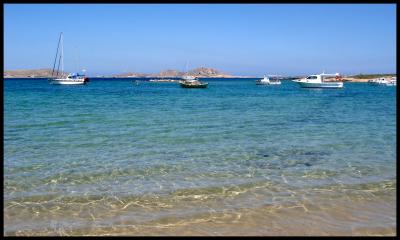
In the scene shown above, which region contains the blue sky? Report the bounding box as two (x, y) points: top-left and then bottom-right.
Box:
(4, 4), (396, 76)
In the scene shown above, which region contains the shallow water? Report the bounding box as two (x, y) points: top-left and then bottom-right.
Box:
(4, 78), (396, 235)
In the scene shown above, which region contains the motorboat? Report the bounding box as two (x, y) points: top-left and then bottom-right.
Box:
(369, 77), (396, 86)
(368, 77), (390, 86)
(293, 73), (343, 88)
(387, 77), (397, 86)
(256, 75), (281, 85)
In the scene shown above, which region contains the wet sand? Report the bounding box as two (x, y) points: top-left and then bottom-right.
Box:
(6, 191), (395, 236)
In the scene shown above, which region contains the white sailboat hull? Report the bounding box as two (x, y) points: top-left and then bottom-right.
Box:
(49, 79), (86, 85)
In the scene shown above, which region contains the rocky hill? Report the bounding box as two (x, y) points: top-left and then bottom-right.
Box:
(148, 69), (184, 78)
(112, 67), (233, 78)
(4, 67), (236, 78)
(4, 69), (66, 78)
(187, 67), (233, 78)
(114, 72), (148, 78)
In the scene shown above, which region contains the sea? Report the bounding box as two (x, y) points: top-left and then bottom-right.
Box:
(4, 78), (397, 236)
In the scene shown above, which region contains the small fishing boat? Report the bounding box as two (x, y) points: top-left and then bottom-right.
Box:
(179, 76), (208, 88)
(293, 73), (343, 88)
(179, 62), (208, 88)
(48, 32), (88, 85)
(256, 75), (281, 85)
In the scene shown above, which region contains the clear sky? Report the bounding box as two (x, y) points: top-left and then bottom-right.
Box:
(4, 4), (396, 76)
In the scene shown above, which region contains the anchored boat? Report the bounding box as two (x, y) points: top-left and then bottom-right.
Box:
(368, 77), (396, 86)
(50, 73), (89, 85)
(179, 62), (208, 88)
(293, 73), (343, 88)
(256, 75), (281, 85)
(179, 76), (208, 88)
(387, 77), (397, 86)
(368, 78), (390, 86)
(48, 32), (88, 85)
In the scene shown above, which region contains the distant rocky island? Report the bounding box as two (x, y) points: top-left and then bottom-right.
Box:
(114, 67), (236, 78)
(4, 67), (241, 78)
(4, 69), (66, 78)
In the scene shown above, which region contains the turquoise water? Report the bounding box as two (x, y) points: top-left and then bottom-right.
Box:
(4, 78), (396, 235)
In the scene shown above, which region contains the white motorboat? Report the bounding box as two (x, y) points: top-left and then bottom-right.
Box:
(387, 77), (397, 86)
(368, 77), (396, 86)
(368, 77), (390, 86)
(293, 73), (343, 88)
(256, 75), (281, 85)
(48, 32), (88, 85)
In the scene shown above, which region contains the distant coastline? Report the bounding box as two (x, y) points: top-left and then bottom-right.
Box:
(342, 74), (397, 82)
(3, 67), (253, 79)
(3, 68), (396, 82)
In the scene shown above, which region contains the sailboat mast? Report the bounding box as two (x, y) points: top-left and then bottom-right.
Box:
(75, 46), (79, 73)
(61, 33), (64, 77)
(51, 33), (62, 77)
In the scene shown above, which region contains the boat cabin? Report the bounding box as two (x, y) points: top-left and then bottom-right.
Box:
(67, 73), (86, 79)
(304, 73), (342, 83)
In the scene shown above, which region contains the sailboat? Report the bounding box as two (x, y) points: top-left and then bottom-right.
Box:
(179, 62), (208, 88)
(48, 32), (88, 85)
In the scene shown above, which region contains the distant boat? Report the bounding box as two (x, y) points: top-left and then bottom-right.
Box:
(368, 77), (389, 85)
(293, 73), (343, 88)
(387, 77), (397, 86)
(368, 77), (396, 86)
(50, 72), (89, 85)
(149, 78), (179, 82)
(48, 32), (88, 85)
(179, 62), (208, 88)
(179, 76), (208, 88)
(256, 75), (281, 85)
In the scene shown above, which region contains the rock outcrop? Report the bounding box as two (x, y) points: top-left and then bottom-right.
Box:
(4, 69), (65, 78)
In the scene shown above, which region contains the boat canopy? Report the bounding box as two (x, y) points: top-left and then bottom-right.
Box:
(68, 72), (85, 77)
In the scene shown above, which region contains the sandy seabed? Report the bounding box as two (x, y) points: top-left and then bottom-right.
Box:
(6, 192), (396, 236)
